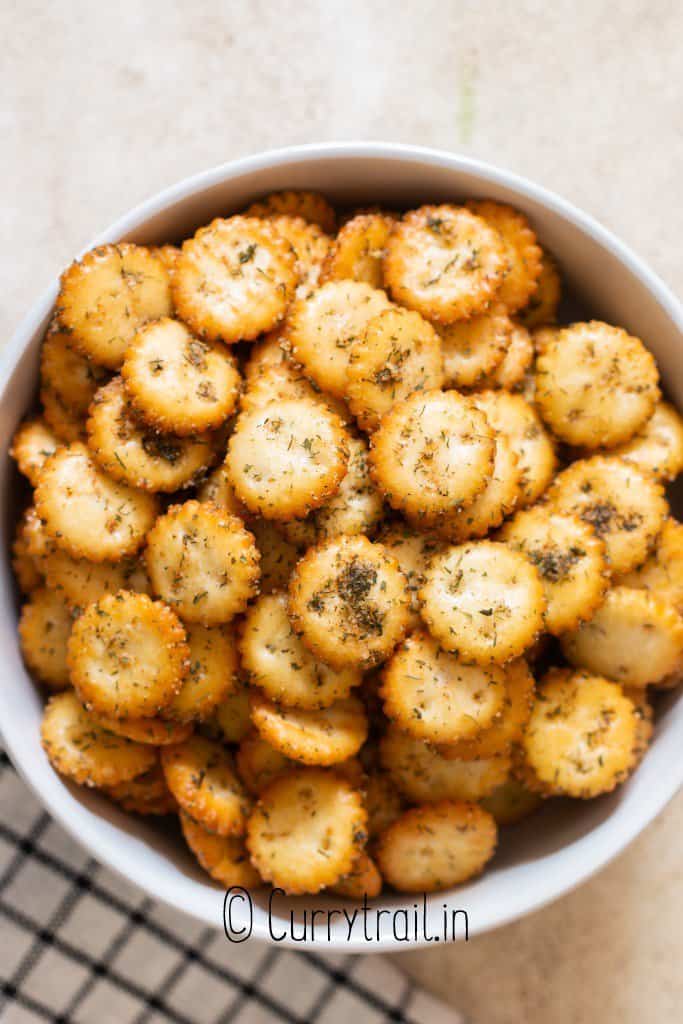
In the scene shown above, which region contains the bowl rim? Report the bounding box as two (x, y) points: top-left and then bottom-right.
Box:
(2, 141), (682, 952)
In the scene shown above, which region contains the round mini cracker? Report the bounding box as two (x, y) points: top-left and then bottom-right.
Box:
(245, 769), (367, 895)
(615, 518), (683, 612)
(105, 758), (177, 816)
(480, 775), (543, 827)
(518, 248), (562, 328)
(383, 204), (506, 323)
(34, 442), (159, 563)
(437, 305), (511, 389)
(329, 851), (383, 900)
(239, 354), (352, 420)
(88, 712), (192, 746)
(313, 434), (385, 542)
(235, 732), (293, 796)
(270, 215), (331, 298)
(288, 534), (411, 670)
(239, 591), (362, 709)
(56, 243), (173, 370)
(121, 318), (240, 435)
(42, 547), (150, 615)
(471, 390), (557, 507)
(239, 360), (351, 424)
(272, 438), (382, 557)
(499, 507), (609, 635)
(321, 212), (394, 288)
(41, 690), (157, 788)
(249, 692), (367, 767)
(362, 771), (404, 840)
(145, 500), (260, 625)
(211, 682), (252, 744)
(40, 387), (87, 444)
(345, 306), (444, 432)
(173, 216), (297, 343)
(546, 455), (667, 575)
(161, 735), (251, 837)
(244, 327), (291, 380)
(561, 586), (683, 687)
(531, 325), (560, 356)
(241, 326), (344, 412)
(40, 325), (110, 411)
(245, 190), (336, 233)
(68, 590), (189, 718)
(439, 657), (535, 760)
(420, 541), (546, 665)
(535, 321), (660, 449)
(624, 686), (655, 766)
(376, 800), (497, 893)
(165, 623), (239, 723)
(273, 515), (318, 550)
(17, 505), (54, 570)
(86, 377), (215, 492)
(465, 200), (543, 314)
(379, 725), (511, 803)
(196, 462), (246, 516)
(380, 630), (506, 744)
(369, 389), (495, 525)
(18, 587), (73, 690)
(521, 668), (638, 798)
(180, 811), (262, 888)
(612, 401), (683, 481)
(435, 432), (521, 542)
(11, 417), (61, 487)
(287, 280), (392, 399)
(12, 510), (45, 594)
(480, 322), (533, 390)
(376, 522), (444, 631)
(247, 518), (300, 594)
(226, 397), (349, 521)
(151, 244), (181, 277)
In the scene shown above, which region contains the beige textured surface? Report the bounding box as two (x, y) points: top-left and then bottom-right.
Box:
(2, 2), (681, 1021)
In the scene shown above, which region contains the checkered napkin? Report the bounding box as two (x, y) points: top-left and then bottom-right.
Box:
(0, 753), (460, 1024)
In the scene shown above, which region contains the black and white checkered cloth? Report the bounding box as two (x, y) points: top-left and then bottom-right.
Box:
(0, 752), (459, 1024)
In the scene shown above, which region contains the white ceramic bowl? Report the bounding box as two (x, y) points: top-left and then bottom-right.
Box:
(1, 143), (682, 952)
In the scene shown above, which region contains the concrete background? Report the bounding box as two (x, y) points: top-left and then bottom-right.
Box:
(2, 2), (681, 1021)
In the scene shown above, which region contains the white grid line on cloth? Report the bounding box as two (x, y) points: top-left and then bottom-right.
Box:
(302, 955), (355, 1023)
(131, 927), (219, 1024)
(0, 896), (198, 1024)
(0, 863), (302, 1024)
(214, 948), (280, 1024)
(297, 953), (418, 1023)
(0, 753), (458, 1024)
(0, 756), (300, 1024)
(62, 894), (158, 1021)
(0, 810), (51, 892)
(2, 851), (99, 1005)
